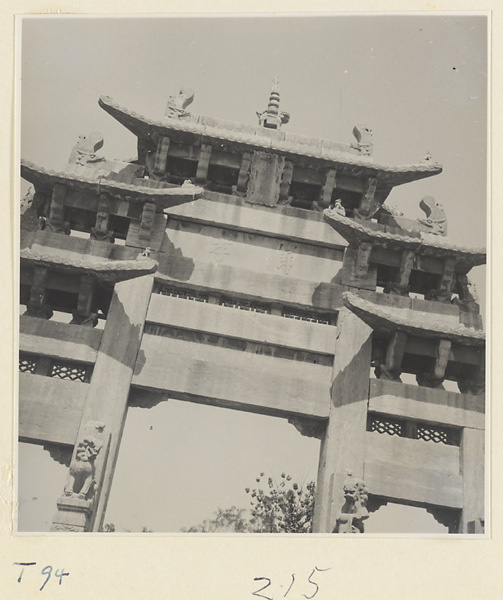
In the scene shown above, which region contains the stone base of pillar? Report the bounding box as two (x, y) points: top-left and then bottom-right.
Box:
(50, 496), (93, 532)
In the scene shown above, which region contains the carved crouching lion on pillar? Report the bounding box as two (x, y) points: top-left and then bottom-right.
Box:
(333, 473), (369, 534)
(64, 423), (105, 500)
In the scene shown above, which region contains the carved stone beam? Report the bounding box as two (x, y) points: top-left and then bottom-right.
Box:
(278, 160), (294, 205)
(194, 143), (212, 185)
(427, 256), (457, 302)
(25, 266), (53, 319)
(71, 274), (98, 327)
(90, 193), (114, 243)
(138, 201), (157, 247)
(355, 242), (373, 278)
(354, 177), (378, 220)
(153, 136), (170, 179)
(317, 168), (337, 210)
(47, 184), (70, 234)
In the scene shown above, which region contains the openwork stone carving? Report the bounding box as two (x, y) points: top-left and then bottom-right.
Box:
(64, 422), (105, 500)
(165, 88), (194, 118)
(418, 195), (447, 235)
(333, 473), (369, 533)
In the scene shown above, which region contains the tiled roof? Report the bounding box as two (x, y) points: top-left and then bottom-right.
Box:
(21, 160), (203, 209)
(98, 96), (443, 185)
(343, 291), (485, 345)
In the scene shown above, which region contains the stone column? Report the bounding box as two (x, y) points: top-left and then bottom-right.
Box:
(313, 309), (372, 532)
(460, 426), (485, 533)
(51, 274), (154, 532)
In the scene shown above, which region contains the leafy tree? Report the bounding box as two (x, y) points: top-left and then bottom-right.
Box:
(182, 473), (316, 533)
(246, 472), (315, 533)
(181, 506), (251, 533)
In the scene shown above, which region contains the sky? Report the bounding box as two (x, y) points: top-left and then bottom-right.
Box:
(17, 14), (487, 534)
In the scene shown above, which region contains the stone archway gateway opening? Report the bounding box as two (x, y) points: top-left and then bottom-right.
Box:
(102, 401), (321, 532)
(19, 81), (485, 534)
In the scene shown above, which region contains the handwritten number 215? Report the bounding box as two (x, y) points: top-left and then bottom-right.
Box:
(252, 567), (330, 600)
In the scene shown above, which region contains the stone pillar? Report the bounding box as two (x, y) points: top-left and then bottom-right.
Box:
(51, 275), (154, 531)
(313, 309), (372, 532)
(460, 426), (485, 533)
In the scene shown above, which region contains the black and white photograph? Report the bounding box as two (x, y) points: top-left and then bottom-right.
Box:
(16, 13), (487, 541)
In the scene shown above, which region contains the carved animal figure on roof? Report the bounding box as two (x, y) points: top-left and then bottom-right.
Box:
(418, 195), (447, 235)
(68, 132), (105, 166)
(64, 429), (104, 500)
(351, 123), (373, 155)
(333, 199), (346, 216)
(333, 473), (369, 533)
(165, 88), (194, 118)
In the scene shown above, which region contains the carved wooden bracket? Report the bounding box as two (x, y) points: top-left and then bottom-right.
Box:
(47, 184), (70, 234)
(25, 266), (53, 319)
(235, 152), (253, 196)
(426, 255), (457, 302)
(354, 177), (378, 220)
(384, 250), (415, 296)
(91, 193), (114, 242)
(195, 143), (212, 185)
(153, 136), (170, 178)
(43, 443), (72, 467)
(288, 416), (325, 439)
(426, 505), (460, 533)
(138, 201), (157, 247)
(278, 160), (294, 205)
(71, 275), (98, 327)
(355, 242), (373, 278)
(318, 169), (337, 209)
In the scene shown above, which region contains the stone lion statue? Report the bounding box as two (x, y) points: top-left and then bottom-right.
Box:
(333, 473), (369, 534)
(64, 436), (103, 500)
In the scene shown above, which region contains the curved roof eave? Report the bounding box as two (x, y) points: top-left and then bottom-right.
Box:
(98, 95), (443, 185)
(21, 160), (204, 209)
(343, 291), (485, 346)
(324, 210), (486, 270)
